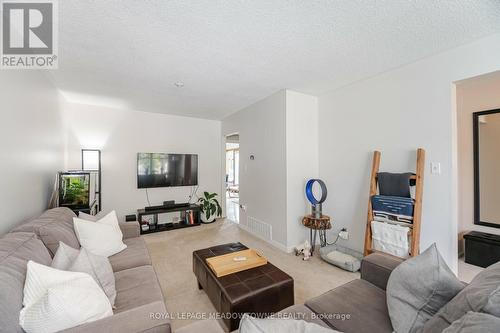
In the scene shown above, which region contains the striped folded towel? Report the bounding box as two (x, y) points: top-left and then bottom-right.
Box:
(371, 195), (414, 223)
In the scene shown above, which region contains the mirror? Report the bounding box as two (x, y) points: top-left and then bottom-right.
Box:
(474, 109), (500, 228)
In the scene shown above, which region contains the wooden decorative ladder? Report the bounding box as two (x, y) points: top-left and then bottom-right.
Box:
(363, 148), (425, 258)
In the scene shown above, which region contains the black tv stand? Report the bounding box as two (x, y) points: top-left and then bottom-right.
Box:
(137, 204), (201, 235)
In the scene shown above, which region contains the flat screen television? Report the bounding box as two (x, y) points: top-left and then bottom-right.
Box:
(137, 153), (198, 188)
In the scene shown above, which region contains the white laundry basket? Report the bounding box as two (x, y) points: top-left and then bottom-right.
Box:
(371, 220), (410, 258)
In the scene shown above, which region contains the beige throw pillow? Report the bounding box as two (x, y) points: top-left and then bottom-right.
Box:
(51, 242), (116, 306)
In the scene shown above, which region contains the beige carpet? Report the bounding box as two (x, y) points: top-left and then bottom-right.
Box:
(143, 219), (359, 332)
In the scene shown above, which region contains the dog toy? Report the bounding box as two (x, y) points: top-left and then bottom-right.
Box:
(295, 240), (312, 261)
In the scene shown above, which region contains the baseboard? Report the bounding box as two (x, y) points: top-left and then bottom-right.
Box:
(237, 223), (292, 253)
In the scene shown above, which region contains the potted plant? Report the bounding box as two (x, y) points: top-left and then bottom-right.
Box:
(198, 191), (222, 223)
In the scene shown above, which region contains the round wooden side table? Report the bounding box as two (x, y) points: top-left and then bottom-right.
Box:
(302, 214), (331, 255)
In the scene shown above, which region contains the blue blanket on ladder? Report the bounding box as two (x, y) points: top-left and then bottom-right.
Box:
(371, 195), (414, 223)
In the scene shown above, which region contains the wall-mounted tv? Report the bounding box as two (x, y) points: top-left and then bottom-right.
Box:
(137, 153), (198, 188)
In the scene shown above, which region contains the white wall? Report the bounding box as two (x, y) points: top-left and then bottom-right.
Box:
(318, 33), (500, 272)
(222, 90), (288, 249)
(286, 91), (319, 249)
(64, 103), (221, 221)
(456, 72), (500, 237)
(0, 71), (65, 235)
(221, 90), (319, 251)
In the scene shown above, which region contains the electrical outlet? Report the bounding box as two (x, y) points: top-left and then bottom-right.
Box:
(339, 228), (349, 240)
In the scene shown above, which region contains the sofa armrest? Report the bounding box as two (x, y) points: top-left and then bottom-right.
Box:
(119, 222), (140, 239)
(60, 301), (170, 333)
(360, 252), (404, 290)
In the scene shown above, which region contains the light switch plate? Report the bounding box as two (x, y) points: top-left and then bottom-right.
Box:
(431, 162), (441, 175)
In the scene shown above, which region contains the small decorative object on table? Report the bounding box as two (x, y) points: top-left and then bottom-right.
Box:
(198, 191), (222, 223)
(302, 214), (331, 255)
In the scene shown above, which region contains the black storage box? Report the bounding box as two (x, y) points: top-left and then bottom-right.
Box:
(464, 231), (500, 268)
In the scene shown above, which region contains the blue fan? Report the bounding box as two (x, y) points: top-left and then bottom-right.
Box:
(305, 179), (327, 218)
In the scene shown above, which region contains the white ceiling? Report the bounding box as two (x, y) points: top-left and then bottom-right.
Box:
(52, 1), (500, 120)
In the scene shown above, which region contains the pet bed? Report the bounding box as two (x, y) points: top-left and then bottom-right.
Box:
(319, 244), (363, 272)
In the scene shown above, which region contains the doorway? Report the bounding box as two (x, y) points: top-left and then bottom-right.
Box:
(225, 134), (239, 223)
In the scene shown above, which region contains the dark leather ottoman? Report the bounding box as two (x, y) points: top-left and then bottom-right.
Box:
(193, 242), (294, 331)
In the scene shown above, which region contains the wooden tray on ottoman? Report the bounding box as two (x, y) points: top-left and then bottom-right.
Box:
(206, 249), (267, 277)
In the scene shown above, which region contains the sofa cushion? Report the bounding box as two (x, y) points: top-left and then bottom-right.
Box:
(0, 232), (52, 333)
(305, 279), (392, 333)
(113, 265), (164, 313)
(59, 301), (170, 333)
(422, 261), (500, 333)
(109, 237), (151, 272)
(442, 311), (500, 333)
(279, 304), (331, 328)
(11, 207), (78, 256)
(175, 319), (225, 333)
(386, 244), (464, 333)
(360, 252), (403, 291)
(483, 285), (500, 317)
(119, 222), (140, 239)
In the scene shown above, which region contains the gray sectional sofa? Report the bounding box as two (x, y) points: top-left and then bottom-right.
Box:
(279, 252), (402, 332)
(281, 252), (500, 333)
(0, 207), (170, 333)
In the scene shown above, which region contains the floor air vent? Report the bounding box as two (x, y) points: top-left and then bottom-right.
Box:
(246, 217), (272, 241)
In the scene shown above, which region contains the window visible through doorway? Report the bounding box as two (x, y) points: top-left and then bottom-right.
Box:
(226, 145), (239, 186)
(225, 137), (239, 223)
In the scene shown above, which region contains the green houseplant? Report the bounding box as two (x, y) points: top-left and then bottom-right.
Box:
(198, 191), (222, 223)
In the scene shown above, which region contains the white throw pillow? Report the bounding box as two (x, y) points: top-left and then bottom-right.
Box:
(78, 211), (107, 222)
(19, 261), (113, 333)
(73, 211), (127, 257)
(82, 210), (123, 236)
(51, 242), (116, 306)
(239, 314), (337, 333)
(78, 211), (99, 222)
